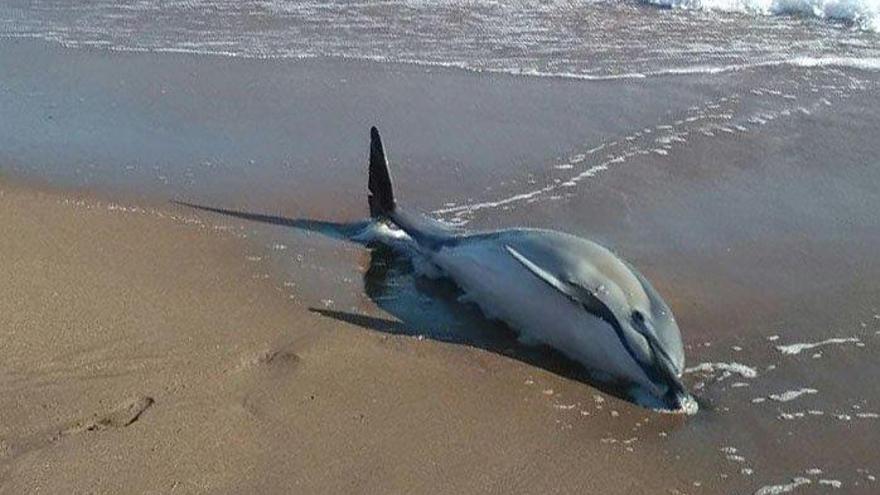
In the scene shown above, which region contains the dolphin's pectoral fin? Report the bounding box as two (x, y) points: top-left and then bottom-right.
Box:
(504, 245), (606, 307)
(504, 245), (578, 301)
(504, 245), (613, 319)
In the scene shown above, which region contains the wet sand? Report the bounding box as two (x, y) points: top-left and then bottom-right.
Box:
(2, 38), (880, 493)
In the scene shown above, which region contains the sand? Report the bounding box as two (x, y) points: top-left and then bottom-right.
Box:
(0, 182), (696, 493)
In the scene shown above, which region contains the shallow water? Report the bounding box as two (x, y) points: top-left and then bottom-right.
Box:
(2, 1), (880, 493)
(2, 0), (879, 76)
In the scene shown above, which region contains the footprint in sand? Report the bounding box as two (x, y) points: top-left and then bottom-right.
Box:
(61, 395), (154, 436)
(236, 347), (301, 421)
(237, 347), (300, 373)
(3, 395), (154, 460)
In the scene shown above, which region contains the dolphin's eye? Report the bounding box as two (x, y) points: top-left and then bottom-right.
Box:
(632, 311), (645, 324)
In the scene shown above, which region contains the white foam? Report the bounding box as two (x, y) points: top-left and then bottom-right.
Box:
(753, 477), (811, 495)
(776, 337), (861, 355)
(678, 394), (700, 415)
(685, 361), (759, 379)
(777, 409), (878, 421)
(818, 479), (843, 488)
(768, 388), (818, 402)
(352, 221), (413, 245)
(432, 184), (555, 217)
(779, 411), (806, 419)
(630, 387), (699, 414)
(788, 55), (880, 71)
(646, 0), (880, 32)
(602, 56), (880, 79)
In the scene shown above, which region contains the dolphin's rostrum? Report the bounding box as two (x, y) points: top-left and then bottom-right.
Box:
(367, 126), (694, 413)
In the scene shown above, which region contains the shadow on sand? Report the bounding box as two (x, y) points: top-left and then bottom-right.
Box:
(174, 200), (639, 402)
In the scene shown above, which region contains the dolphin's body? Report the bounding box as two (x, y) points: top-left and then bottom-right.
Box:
(367, 127), (692, 412)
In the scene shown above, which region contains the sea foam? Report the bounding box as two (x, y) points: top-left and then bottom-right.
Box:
(768, 388), (818, 402)
(685, 361), (759, 379)
(753, 476), (811, 495)
(647, 0), (880, 32)
(775, 337), (861, 355)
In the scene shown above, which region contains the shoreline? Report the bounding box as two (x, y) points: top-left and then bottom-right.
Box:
(11, 32), (880, 82)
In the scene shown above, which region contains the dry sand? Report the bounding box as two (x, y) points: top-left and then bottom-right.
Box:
(0, 182), (694, 494)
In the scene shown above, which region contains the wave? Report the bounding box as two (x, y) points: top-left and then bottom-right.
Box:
(412, 54), (880, 83)
(646, 0), (880, 32)
(6, 30), (879, 84)
(643, 55), (880, 75)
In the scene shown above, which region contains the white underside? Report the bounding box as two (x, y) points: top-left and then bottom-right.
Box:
(431, 238), (652, 389)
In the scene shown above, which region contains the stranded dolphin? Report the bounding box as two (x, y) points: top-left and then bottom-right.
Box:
(367, 126), (694, 412)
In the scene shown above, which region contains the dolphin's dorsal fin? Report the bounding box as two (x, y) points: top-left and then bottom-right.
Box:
(369, 127), (396, 217)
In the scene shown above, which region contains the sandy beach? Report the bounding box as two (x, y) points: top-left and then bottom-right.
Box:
(2, 8), (880, 493)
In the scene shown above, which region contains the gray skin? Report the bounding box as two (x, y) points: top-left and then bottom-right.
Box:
(395, 211), (688, 410)
(369, 127), (689, 411)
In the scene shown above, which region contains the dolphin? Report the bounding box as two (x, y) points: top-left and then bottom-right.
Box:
(366, 127), (694, 412)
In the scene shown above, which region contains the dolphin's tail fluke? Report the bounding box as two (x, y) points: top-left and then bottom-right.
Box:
(368, 126), (396, 218)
